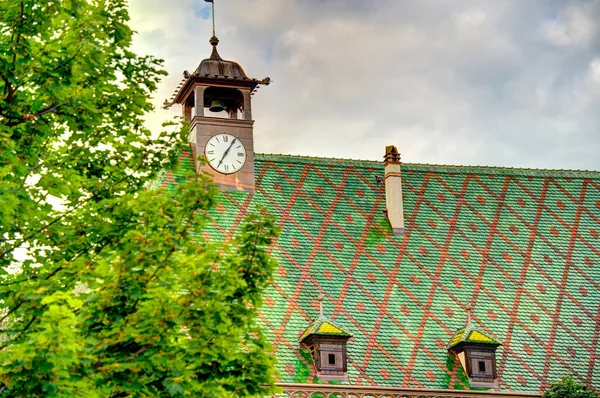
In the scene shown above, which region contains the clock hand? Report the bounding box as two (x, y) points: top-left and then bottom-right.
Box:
(217, 138), (237, 168)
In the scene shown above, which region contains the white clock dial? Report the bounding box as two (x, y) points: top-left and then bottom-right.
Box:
(204, 133), (247, 175)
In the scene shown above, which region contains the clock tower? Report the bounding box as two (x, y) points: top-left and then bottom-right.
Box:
(166, 33), (270, 191)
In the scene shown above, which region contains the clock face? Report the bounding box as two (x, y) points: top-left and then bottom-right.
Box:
(204, 133), (247, 175)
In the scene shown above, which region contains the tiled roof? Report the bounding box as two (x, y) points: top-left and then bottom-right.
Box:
(448, 323), (501, 349)
(157, 151), (600, 393)
(300, 317), (352, 342)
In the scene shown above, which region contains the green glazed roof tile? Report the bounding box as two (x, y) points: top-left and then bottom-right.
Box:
(157, 151), (600, 392)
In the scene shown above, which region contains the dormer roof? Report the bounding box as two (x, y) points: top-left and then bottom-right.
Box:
(299, 317), (352, 343)
(448, 323), (501, 350)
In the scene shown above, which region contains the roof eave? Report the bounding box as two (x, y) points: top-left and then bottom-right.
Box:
(448, 341), (502, 353)
(301, 333), (352, 345)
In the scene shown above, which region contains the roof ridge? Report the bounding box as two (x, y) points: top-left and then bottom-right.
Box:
(255, 153), (600, 177)
(257, 153), (381, 165)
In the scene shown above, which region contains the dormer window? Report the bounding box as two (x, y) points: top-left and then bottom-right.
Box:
(447, 307), (501, 389)
(299, 295), (352, 381)
(478, 360), (486, 373)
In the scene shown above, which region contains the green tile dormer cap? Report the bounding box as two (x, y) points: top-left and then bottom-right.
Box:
(300, 294), (352, 343)
(299, 316), (352, 344)
(448, 322), (501, 349)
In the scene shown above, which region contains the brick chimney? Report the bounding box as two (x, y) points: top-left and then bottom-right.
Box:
(384, 145), (405, 236)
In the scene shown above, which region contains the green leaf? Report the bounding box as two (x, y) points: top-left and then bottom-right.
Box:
(0, 2), (278, 396)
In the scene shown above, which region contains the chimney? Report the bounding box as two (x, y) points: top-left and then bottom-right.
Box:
(384, 145), (405, 236)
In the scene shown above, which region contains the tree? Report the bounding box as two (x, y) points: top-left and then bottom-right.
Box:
(543, 376), (599, 398)
(0, 1), (279, 396)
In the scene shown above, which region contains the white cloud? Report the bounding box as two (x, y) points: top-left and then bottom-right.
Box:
(592, 59), (600, 84)
(540, 3), (597, 47)
(452, 10), (487, 31)
(128, 0), (600, 170)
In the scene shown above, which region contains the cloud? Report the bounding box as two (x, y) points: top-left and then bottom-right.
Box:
(540, 4), (597, 47)
(592, 58), (600, 84)
(128, 0), (600, 170)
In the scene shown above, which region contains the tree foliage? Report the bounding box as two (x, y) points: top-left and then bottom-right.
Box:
(0, 1), (279, 396)
(543, 376), (599, 398)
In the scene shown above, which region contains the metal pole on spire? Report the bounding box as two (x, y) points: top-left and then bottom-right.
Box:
(211, 0), (216, 37)
(203, 0), (216, 37)
(318, 294), (324, 319)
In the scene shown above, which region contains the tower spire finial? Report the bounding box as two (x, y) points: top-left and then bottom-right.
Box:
(206, 1), (222, 61)
(318, 294), (325, 319)
(465, 304), (473, 325)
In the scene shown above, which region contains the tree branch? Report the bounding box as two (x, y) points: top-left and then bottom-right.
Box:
(0, 278), (33, 286)
(12, 2), (24, 69)
(0, 314), (37, 350)
(0, 300), (24, 325)
(126, 344), (151, 361)
(0, 73), (14, 103)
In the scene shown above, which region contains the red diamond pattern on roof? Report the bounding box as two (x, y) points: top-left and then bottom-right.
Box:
(159, 152), (600, 392)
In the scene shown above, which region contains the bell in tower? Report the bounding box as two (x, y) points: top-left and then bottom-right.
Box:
(164, 4), (270, 191)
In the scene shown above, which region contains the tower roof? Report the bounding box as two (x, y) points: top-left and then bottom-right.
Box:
(194, 36), (250, 80)
(165, 36), (270, 107)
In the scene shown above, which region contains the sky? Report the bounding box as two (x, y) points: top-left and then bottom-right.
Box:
(128, 0), (600, 170)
